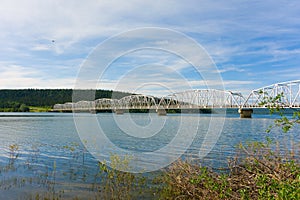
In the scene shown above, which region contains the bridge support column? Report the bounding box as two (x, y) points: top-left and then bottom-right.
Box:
(238, 108), (253, 118)
(114, 109), (124, 115)
(157, 109), (167, 116)
(90, 109), (97, 114)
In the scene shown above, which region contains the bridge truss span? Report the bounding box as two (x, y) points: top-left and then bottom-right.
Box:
(243, 80), (300, 108)
(52, 79), (300, 117)
(117, 95), (159, 110)
(95, 98), (119, 110)
(159, 89), (244, 109)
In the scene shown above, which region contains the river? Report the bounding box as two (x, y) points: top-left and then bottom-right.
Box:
(0, 112), (299, 199)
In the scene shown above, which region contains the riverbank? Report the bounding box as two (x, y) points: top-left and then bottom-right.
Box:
(28, 106), (52, 112)
(0, 106), (51, 112)
(1, 107), (299, 115)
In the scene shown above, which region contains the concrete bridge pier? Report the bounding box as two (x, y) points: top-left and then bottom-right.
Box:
(238, 108), (253, 118)
(157, 109), (167, 116)
(90, 109), (97, 114)
(114, 109), (124, 115)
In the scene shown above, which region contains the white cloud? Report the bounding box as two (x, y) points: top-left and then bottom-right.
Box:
(30, 44), (52, 51)
(0, 0), (299, 94)
(0, 64), (75, 89)
(218, 66), (246, 73)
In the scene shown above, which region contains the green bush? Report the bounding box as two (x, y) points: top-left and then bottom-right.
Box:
(157, 139), (299, 200)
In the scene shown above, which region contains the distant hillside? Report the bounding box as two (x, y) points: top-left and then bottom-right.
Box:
(0, 89), (132, 111)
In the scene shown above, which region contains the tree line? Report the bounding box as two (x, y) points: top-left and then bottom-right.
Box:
(0, 89), (132, 111)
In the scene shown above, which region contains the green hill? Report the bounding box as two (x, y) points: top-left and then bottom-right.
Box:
(0, 89), (131, 112)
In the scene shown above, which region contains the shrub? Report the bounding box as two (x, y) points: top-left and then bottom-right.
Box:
(158, 139), (300, 199)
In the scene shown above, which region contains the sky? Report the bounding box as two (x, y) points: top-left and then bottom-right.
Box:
(0, 0), (300, 97)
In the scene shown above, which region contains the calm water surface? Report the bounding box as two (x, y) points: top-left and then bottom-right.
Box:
(0, 112), (299, 198)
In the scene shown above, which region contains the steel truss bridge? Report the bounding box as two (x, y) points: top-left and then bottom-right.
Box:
(242, 80), (300, 108)
(53, 80), (300, 116)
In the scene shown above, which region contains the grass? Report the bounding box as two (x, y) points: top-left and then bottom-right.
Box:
(28, 106), (52, 112)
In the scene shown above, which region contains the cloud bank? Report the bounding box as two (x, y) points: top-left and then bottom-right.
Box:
(0, 0), (299, 96)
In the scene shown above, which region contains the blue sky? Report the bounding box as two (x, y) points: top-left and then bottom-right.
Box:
(0, 0), (300, 97)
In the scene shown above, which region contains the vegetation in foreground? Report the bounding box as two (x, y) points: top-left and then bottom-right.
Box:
(159, 139), (299, 200)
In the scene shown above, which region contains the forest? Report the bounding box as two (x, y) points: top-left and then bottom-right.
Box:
(0, 89), (132, 112)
